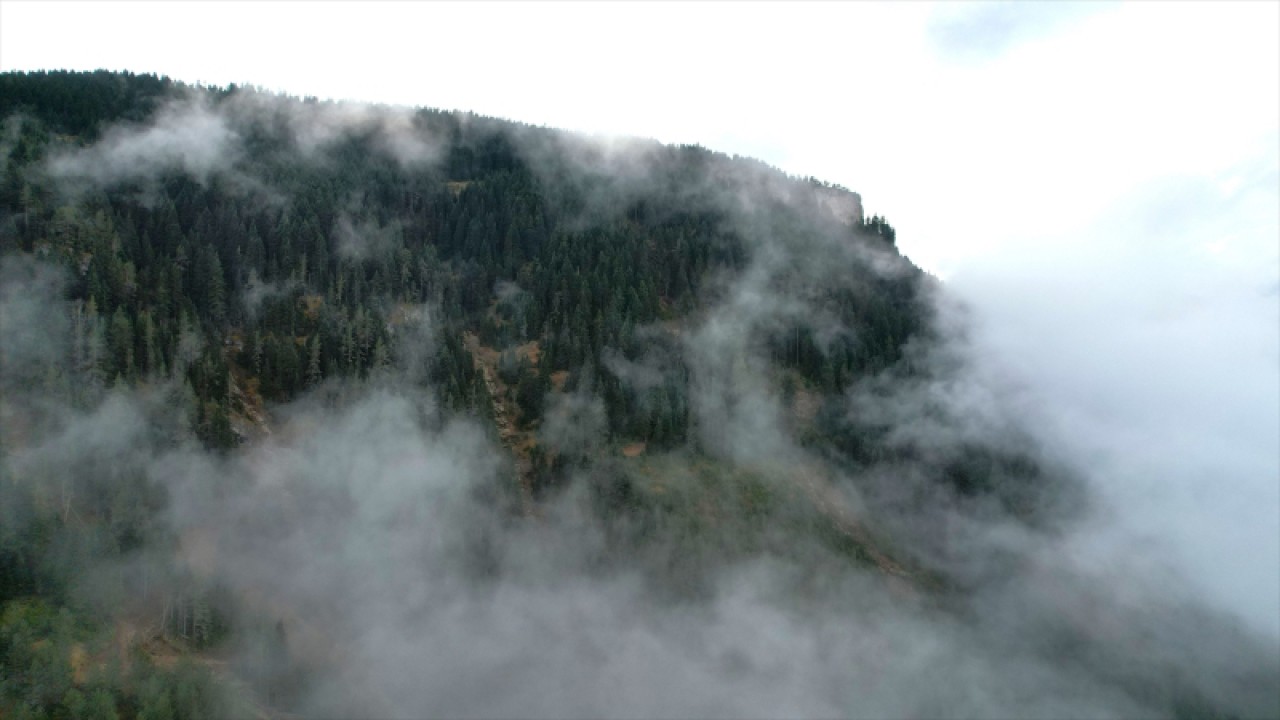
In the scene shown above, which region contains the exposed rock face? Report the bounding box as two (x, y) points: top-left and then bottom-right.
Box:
(816, 185), (863, 225)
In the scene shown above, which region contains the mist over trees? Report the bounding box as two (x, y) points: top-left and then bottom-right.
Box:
(1, 70), (1275, 719)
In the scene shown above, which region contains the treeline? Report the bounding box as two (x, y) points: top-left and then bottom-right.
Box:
(0, 69), (174, 140)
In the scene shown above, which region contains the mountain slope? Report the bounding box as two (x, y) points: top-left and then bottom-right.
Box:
(1, 70), (1274, 719)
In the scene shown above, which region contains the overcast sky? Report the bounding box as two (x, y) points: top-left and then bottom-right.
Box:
(2, 1), (1278, 637)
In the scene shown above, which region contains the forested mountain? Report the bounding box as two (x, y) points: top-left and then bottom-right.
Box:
(1, 70), (1275, 719)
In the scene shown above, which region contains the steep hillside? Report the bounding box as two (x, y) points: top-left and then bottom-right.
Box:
(1, 71), (1274, 719)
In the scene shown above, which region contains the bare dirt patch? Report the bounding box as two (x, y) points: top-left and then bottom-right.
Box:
(550, 370), (570, 392)
(463, 331), (535, 515)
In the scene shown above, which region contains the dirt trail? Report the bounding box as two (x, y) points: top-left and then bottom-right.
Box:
(463, 332), (535, 516)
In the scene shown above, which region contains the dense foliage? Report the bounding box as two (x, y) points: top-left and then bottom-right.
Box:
(0, 70), (925, 450)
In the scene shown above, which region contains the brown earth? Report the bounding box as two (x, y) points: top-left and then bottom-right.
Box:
(463, 331), (536, 516)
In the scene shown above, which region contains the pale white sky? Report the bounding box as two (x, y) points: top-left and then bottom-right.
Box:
(2, 0), (1279, 637)
(2, 1), (1273, 274)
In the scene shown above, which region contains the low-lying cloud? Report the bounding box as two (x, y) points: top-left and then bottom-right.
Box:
(45, 94), (239, 191)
